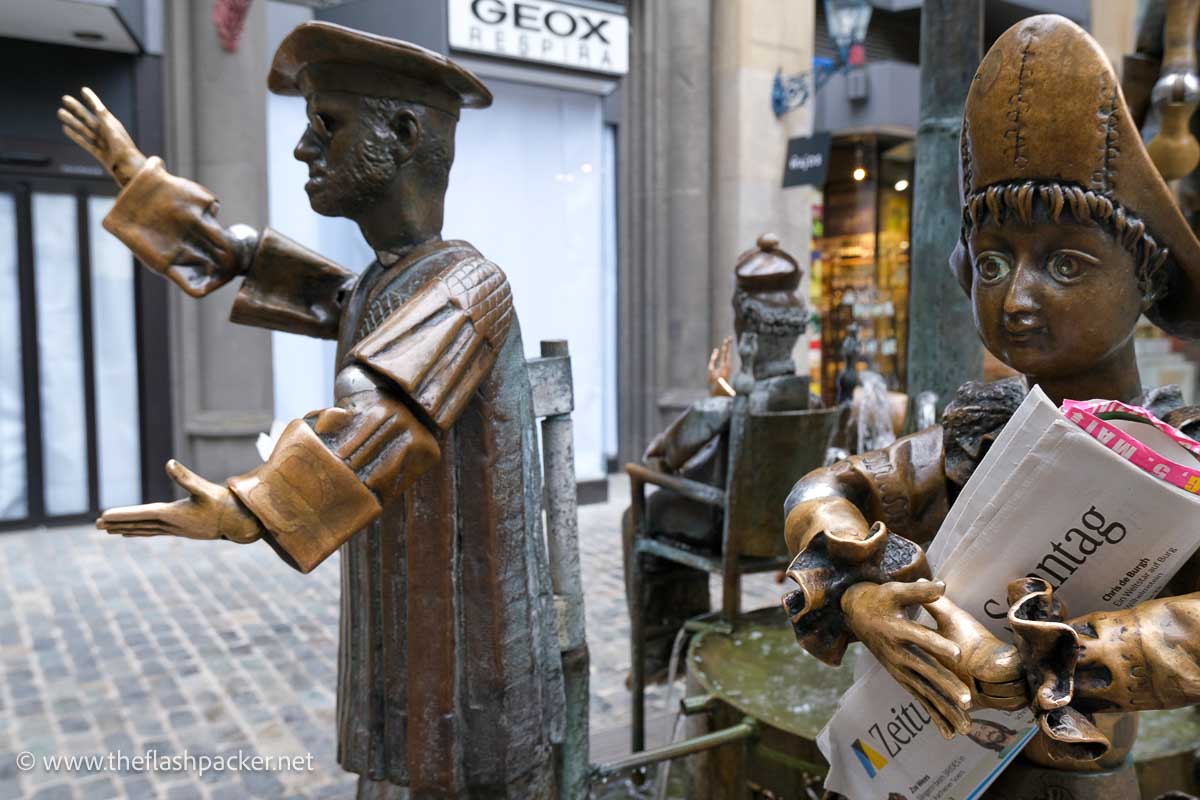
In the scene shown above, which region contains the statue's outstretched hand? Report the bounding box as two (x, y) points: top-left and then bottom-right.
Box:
(707, 335), (734, 396)
(843, 580), (973, 739)
(58, 88), (146, 186)
(924, 595), (1028, 711)
(97, 460), (263, 544)
(59, 87), (241, 298)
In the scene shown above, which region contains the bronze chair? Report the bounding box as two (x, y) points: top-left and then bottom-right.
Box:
(527, 340), (589, 799)
(626, 397), (839, 751)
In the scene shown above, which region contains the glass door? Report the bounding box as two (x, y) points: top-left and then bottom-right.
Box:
(0, 192), (25, 520)
(0, 179), (142, 529)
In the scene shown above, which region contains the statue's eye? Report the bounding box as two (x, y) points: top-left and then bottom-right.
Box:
(1047, 250), (1092, 283)
(312, 112), (337, 138)
(974, 252), (1011, 285)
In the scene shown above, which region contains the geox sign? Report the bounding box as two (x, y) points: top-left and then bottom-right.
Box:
(449, 0), (630, 76)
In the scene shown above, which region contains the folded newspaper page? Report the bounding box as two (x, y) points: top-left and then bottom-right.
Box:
(817, 386), (1200, 800)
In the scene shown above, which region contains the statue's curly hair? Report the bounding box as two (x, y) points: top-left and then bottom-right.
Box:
(951, 180), (1173, 305)
(731, 289), (807, 337)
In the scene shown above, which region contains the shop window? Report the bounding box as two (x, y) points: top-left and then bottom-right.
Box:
(811, 135), (913, 406)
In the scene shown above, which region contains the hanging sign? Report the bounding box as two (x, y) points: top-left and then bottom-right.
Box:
(448, 0), (629, 76)
(782, 133), (832, 188)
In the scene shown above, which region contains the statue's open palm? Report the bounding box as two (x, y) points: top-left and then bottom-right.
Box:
(97, 460), (262, 545)
(57, 87), (146, 186)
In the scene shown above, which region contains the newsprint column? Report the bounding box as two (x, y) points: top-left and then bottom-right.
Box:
(162, 1), (274, 480)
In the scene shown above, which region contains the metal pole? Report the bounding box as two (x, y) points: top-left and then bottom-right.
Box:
(629, 474), (647, 754)
(538, 339), (590, 800)
(905, 0), (985, 405)
(590, 718), (759, 781)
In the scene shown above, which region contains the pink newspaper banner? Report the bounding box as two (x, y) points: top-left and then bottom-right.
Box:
(1061, 398), (1200, 494)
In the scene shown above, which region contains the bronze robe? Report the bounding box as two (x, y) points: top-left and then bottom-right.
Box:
(104, 158), (564, 797)
(227, 234), (565, 798)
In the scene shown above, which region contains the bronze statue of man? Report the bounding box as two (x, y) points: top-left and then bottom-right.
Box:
(622, 233), (816, 679)
(782, 14), (1200, 795)
(59, 22), (563, 800)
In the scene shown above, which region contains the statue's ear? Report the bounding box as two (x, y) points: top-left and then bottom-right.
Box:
(1139, 286), (1156, 314)
(390, 108), (421, 164)
(1138, 259), (1163, 313)
(949, 236), (973, 297)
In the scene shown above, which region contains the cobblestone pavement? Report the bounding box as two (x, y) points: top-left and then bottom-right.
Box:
(0, 477), (783, 799)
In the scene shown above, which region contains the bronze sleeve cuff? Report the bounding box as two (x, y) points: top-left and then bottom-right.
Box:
(1069, 594), (1200, 713)
(102, 156), (217, 275)
(307, 371), (442, 501)
(227, 420), (382, 573)
(229, 228), (354, 340)
(1007, 578), (1111, 764)
(1009, 581), (1200, 766)
(782, 502), (930, 665)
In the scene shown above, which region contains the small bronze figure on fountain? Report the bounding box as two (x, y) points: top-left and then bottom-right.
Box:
(623, 234), (816, 679)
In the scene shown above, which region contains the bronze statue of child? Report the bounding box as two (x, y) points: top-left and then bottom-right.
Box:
(782, 14), (1200, 789)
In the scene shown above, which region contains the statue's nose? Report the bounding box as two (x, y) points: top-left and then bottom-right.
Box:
(1001, 262), (1042, 319)
(294, 126), (321, 163)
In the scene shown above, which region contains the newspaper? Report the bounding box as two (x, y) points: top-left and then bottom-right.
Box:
(818, 386), (1200, 800)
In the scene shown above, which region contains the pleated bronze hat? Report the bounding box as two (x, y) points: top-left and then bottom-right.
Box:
(955, 14), (1200, 338)
(268, 21), (492, 118)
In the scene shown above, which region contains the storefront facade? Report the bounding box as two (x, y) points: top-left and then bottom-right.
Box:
(0, 1), (170, 529)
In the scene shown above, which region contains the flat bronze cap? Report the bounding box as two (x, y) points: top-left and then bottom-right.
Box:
(735, 233), (802, 293)
(960, 14), (1200, 338)
(268, 21), (492, 116)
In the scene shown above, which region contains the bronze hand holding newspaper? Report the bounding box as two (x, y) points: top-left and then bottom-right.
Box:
(840, 579), (973, 738)
(781, 492), (1027, 738)
(840, 580), (1032, 738)
(924, 594), (1028, 712)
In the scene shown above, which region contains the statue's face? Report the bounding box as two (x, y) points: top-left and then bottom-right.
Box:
(968, 219), (1145, 379)
(294, 91), (400, 218)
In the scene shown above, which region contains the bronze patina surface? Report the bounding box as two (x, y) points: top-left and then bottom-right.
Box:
(60, 21), (563, 800)
(781, 13), (1200, 794)
(623, 234), (817, 679)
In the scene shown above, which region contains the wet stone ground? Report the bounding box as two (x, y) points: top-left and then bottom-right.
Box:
(0, 477), (782, 799)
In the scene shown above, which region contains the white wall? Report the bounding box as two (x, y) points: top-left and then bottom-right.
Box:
(445, 78), (612, 480)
